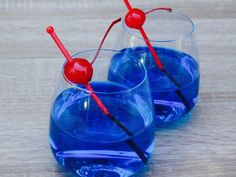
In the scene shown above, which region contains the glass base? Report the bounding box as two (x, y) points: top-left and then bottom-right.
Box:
(52, 149), (144, 177)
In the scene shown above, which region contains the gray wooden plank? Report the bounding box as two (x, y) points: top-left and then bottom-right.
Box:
(1, 51), (236, 96)
(0, 0), (235, 18)
(0, 18), (236, 58)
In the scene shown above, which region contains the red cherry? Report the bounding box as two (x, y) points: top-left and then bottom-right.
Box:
(63, 58), (93, 85)
(125, 8), (146, 29)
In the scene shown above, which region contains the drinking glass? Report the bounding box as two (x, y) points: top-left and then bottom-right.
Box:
(49, 49), (155, 177)
(110, 10), (200, 126)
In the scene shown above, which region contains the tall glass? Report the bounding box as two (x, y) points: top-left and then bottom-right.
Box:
(49, 49), (155, 176)
(110, 10), (200, 126)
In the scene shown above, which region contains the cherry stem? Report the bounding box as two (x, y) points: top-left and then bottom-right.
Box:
(46, 26), (73, 62)
(145, 7), (172, 15)
(124, 0), (133, 11)
(91, 17), (122, 65)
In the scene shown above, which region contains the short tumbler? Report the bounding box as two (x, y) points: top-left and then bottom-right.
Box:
(111, 10), (200, 126)
(49, 49), (155, 177)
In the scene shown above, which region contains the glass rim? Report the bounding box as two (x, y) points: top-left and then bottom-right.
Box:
(62, 49), (148, 95)
(122, 10), (195, 43)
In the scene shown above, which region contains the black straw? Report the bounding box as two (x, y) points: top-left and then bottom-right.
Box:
(161, 68), (191, 112)
(107, 113), (147, 163)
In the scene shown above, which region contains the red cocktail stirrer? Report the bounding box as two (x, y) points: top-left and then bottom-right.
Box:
(123, 0), (190, 111)
(46, 26), (147, 163)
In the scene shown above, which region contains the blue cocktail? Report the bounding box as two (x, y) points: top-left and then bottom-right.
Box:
(111, 9), (200, 126)
(49, 49), (155, 177)
(109, 46), (199, 126)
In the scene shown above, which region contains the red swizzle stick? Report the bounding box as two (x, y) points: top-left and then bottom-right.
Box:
(47, 26), (92, 85)
(123, 0), (190, 111)
(46, 26), (147, 163)
(46, 26), (72, 63)
(124, 0), (163, 69)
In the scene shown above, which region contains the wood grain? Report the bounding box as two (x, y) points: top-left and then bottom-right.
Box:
(0, 0), (236, 177)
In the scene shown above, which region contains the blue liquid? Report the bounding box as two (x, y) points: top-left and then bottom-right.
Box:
(109, 47), (200, 126)
(50, 82), (155, 177)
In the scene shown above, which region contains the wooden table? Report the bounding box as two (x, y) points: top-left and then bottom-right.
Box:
(0, 0), (235, 176)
